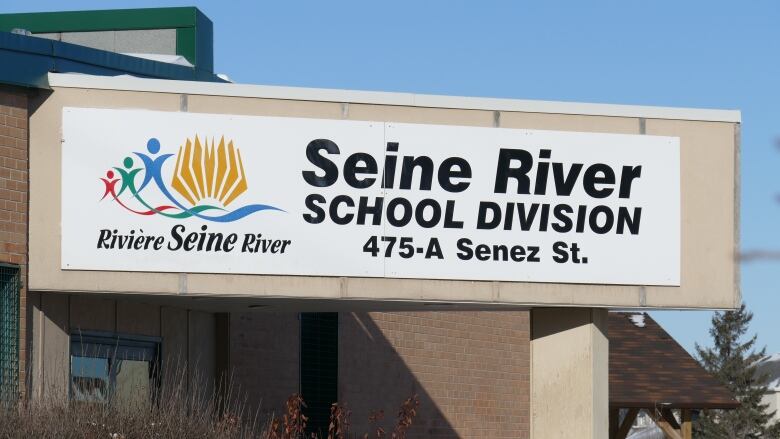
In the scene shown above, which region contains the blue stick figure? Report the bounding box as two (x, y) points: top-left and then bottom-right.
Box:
(134, 138), (174, 193)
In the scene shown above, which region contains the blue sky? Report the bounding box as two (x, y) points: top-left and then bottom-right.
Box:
(6, 1), (779, 355)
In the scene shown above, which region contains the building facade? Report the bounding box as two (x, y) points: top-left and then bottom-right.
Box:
(0, 8), (740, 439)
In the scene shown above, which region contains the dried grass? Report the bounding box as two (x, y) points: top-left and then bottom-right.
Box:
(0, 361), (263, 439)
(0, 361), (420, 439)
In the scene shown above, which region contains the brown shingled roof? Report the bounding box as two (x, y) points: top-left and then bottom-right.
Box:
(609, 312), (739, 409)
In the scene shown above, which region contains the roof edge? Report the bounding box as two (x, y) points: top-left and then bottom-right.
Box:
(47, 73), (741, 123)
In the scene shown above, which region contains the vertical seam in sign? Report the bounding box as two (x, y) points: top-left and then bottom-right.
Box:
(639, 118), (646, 135)
(493, 111), (501, 128)
(179, 94), (188, 112)
(341, 103), (349, 119)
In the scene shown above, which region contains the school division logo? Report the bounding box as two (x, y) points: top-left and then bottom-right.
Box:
(100, 136), (282, 222)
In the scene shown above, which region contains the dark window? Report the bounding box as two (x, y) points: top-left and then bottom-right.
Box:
(70, 332), (160, 406)
(0, 265), (20, 403)
(300, 312), (338, 435)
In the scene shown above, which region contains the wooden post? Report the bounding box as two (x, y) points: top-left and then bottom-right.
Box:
(609, 408), (620, 439)
(681, 409), (692, 439)
(652, 408), (682, 439)
(661, 408), (681, 430)
(615, 408), (639, 439)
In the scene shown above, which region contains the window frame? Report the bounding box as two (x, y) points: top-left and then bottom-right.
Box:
(0, 263), (20, 404)
(69, 330), (162, 404)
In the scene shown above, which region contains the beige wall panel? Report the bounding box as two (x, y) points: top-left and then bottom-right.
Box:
(531, 308), (608, 439)
(348, 104), (494, 126)
(499, 112), (639, 134)
(496, 282), (641, 308)
(161, 306), (188, 364)
(28, 87), (738, 310)
(188, 310), (216, 397)
(40, 293), (69, 401)
(343, 277), (494, 302)
(591, 309), (610, 436)
(187, 95), (343, 119)
(644, 119), (738, 308)
(69, 295), (115, 333)
(116, 300), (160, 336)
(27, 291), (39, 396)
(184, 273), (343, 299)
(161, 306), (189, 386)
(343, 277), (644, 308)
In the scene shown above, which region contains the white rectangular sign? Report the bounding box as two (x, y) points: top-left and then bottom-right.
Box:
(62, 108), (680, 286)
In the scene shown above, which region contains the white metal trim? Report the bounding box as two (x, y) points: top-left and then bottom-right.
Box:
(47, 73), (741, 123)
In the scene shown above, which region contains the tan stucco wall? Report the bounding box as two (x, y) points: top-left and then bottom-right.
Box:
(531, 308), (609, 439)
(27, 86), (739, 309)
(29, 292), (216, 401)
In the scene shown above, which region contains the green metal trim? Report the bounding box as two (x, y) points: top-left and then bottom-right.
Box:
(194, 9), (214, 73)
(0, 7), (213, 72)
(176, 27), (197, 69)
(175, 9), (214, 73)
(0, 7), (197, 33)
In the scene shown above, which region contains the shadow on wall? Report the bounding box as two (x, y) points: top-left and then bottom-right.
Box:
(340, 312), (457, 438)
(341, 311), (531, 439)
(229, 310), (531, 439)
(229, 312), (301, 422)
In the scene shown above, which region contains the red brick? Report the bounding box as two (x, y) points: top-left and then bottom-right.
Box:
(0, 86), (29, 395)
(230, 312), (300, 420)
(10, 117), (27, 130)
(338, 311), (530, 439)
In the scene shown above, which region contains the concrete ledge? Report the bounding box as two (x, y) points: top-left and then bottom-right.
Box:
(47, 72), (741, 123)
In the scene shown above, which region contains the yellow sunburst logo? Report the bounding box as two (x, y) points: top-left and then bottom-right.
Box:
(171, 135), (248, 207)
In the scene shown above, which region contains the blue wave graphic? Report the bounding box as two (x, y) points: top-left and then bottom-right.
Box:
(191, 204), (285, 223)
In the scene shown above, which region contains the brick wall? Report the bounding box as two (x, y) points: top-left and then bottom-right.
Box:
(339, 311), (530, 439)
(229, 310), (531, 437)
(0, 86), (28, 396)
(230, 311), (300, 418)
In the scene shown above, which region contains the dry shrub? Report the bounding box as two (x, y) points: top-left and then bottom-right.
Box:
(391, 395), (419, 439)
(0, 359), (264, 439)
(327, 402), (350, 439)
(364, 410), (386, 439)
(265, 394), (420, 439)
(0, 360), (420, 439)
